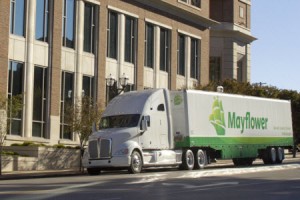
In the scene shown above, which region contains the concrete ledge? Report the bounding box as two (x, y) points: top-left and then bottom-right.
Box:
(2, 146), (80, 172)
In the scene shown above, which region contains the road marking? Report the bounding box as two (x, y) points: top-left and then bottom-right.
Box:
(2, 181), (106, 200)
(162, 182), (239, 189)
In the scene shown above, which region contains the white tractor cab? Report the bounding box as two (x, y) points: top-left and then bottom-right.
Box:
(83, 89), (181, 175)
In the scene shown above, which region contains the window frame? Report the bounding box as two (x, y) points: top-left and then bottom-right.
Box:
(10, 0), (26, 37)
(144, 23), (154, 68)
(35, 0), (50, 42)
(190, 38), (199, 79)
(7, 61), (24, 136)
(160, 28), (171, 72)
(107, 10), (118, 59)
(177, 34), (185, 76)
(60, 71), (74, 140)
(32, 66), (48, 138)
(62, 0), (76, 48)
(84, 3), (97, 53)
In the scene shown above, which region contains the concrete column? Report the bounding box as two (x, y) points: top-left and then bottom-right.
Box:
(24, 0), (36, 138)
(170, 29), (178, 90)
(154, 26), (160, 88)
(136, 18), (145, 91)
(185, 36), (191, 88)
(75, 0), (84, 101)
(118, 14), (125, 87)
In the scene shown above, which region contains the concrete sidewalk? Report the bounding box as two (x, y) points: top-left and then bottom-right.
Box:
(0, 169), (83, 180)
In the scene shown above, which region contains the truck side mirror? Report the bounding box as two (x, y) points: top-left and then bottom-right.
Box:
(140, 115), (150, 133)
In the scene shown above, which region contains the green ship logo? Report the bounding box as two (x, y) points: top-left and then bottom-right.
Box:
(209, 97), (226, 135)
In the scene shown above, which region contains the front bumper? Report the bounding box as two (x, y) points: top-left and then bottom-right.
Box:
(84, 155), (131, 169)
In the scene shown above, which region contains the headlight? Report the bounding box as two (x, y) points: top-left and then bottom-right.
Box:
(114, 148), (129, 156)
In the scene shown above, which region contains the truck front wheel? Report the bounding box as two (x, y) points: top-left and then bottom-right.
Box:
(180, 149), (194, 170)
(128, 150), (142, 174)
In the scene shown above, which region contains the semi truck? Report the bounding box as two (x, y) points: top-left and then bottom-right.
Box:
(83, 89), (293, 175)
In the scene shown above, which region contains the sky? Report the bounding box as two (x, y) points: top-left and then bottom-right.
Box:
(251, 0), (300, 92)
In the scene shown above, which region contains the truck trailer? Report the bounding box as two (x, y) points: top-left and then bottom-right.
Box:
(83, 89), (293, 175)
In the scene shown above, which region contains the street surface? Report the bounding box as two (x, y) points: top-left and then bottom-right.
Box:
(0, 156), (300, 200)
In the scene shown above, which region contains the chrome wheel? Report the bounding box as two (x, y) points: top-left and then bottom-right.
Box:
(194, 149), (206, 169)
(128, 151), (142, 174)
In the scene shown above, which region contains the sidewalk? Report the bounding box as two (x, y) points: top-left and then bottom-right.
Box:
(0, 169), (83, 180)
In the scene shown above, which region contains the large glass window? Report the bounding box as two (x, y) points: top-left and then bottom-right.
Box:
(144, 23), (154, 68)
(180, 0), (201, 8)
(82, 76), (94, 99)
(84, 3), (97, 53)
(8, 61), (24, 136)
(62, 0), (75, 48)
(190, 38), (199, 79)
(10, 0), (26, 36)
(124, 16), (136, 63)
(160, 28), (170, 72)
(209, 57), (221, 82)
(177, 34), (185, 76)
(32, 66), (48, 138)
(36, 0), (50, 42)
(60, 71), (74, 140)
(107, 11), (118, 59)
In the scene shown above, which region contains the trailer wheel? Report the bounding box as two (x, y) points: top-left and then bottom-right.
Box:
(128, 150), (142, 174)
(276, 147), (284, 164)
(194, 149), (206, 169)
(180, 149), (194, 170)
(263, 147), (277, 164)
(87, 168), (101, 175)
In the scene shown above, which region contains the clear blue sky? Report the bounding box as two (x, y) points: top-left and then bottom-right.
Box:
(251, 0), (300, 92)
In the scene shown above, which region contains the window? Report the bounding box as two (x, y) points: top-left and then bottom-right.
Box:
(36, 0), (50, 42)
(209, 57), (221, 82)
(180, 0), (201, 8)
(237, 58), (244, 82)
(32, 66), (48, 138)
(107, 11), (118, 59)
(8, 61), (24, 136)
(239, 6), (244, 18)
(84, 3), (97, 53)
(60, 71), (74, 140)
(190, 38), (199, 79)
(125, 16), (136, 63)
(82, 76), (94, 99)
(10, 0), (26, 36)
(144, 23), (154, 68)
(177, 34), (185, 76)
(160, 28), (170, 72)
(62, 0), (75, 48)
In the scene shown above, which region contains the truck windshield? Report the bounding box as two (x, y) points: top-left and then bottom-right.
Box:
(99, 114), (141, 129)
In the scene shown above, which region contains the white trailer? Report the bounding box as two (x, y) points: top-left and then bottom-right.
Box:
(83, 89), (293, 175)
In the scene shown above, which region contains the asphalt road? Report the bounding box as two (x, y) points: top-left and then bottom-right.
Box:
(1, 157), (300, 200)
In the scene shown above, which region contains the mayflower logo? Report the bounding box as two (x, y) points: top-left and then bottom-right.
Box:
(209, 97), (226, 135)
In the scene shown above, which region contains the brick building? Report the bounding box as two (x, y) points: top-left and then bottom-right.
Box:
(0, 0), (255, 145)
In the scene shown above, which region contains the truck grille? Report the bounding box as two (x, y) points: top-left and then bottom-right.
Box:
(88, 138), (112, 159)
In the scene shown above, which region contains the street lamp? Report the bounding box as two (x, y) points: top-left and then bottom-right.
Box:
(106, 73), (129, 101)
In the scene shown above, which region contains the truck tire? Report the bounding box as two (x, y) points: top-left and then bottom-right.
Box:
(128, 150), (142, 174)
(194, 149), (206, 169)
(87, 168), (101, 175)
(276, 147), (284, 164)
(180, 149), (194, 170)
(263, 147), (277, 164)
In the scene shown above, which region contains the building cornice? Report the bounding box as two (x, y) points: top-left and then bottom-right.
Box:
(210, 22), (257, 43)
(131, 0), (219, 28)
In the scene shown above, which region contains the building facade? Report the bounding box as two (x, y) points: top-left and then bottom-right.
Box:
(0, 0), (254, 145)
(209, 0), (256, 83)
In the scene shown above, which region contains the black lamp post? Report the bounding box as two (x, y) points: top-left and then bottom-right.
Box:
(106, 73), (129, 101)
